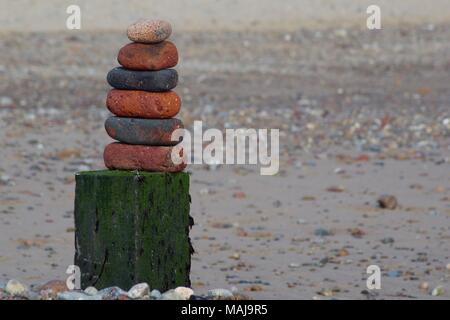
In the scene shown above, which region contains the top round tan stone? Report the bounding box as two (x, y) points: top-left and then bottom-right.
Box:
(127, 19), (172, 43)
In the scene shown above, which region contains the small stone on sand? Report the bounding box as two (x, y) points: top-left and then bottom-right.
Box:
(378, 195), (398, 210)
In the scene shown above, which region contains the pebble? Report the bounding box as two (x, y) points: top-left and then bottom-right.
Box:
(207, 288), (234, 299)
(150, 289), (162, 300)
(380, 237), (395, 244)
(103, 143), (187, 172)
(349, 228), (365, 238)
(174, 286), (194, 300)
(38, 280), (67, 299)
(107, 67), (178, 92)
(431, 286), (445, 296)
(0, 174), (13, 186)
(0, 96), (13, 107)
(387, 270), (402, 278)
(419, 282), (429, 291)
(97, 286), (127, 300)
(127, 283), (150, 299)
(84, 286), (98, 296)
(106, 89), (181, 119)
(189, 295), (208, 300)
(160, 289), (184, 300)
(326, 186), (345, 193)
(378, 195), (398, 210)
(127, 19), (172, 44)
(118, 41), (178, 70)
(314, 228), (332, 237)
(58, 291), (101, 300)
(5, 279), (28, 297)
(105, 117), (184, 146)
(337, 248), (350, 257)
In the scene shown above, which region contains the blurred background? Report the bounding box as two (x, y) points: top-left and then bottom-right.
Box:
(0, 0), (449, 299)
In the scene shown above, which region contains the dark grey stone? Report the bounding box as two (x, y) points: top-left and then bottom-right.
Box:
(107, 67), (178, 91)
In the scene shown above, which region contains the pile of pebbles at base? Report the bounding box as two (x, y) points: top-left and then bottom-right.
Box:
(0, 279), (249, 300)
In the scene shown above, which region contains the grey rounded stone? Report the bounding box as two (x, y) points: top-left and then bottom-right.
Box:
(5, 279), (28, 297)
(84, 286), (98, 296)
(207, 288), (234, 298)
(98, 286), (127, 300)
(160, 289), (184, 300)
(150, 289), (162, 300)
(174, 286), (194, 300)
(107, 67), (178, 92)
(127, 283), (150, 299)
(105, 117), (184, 146)
(57, 291), (101, 300)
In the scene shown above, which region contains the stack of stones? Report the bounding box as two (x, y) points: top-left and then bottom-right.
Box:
(104, 19), (186, 172)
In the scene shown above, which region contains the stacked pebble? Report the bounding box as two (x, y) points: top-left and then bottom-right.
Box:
(104, 19), (186, 172)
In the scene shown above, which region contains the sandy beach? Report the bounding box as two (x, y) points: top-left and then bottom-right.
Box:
(0, 1), (450, 299)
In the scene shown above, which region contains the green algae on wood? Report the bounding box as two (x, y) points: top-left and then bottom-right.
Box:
(74, 170), (192, 291)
